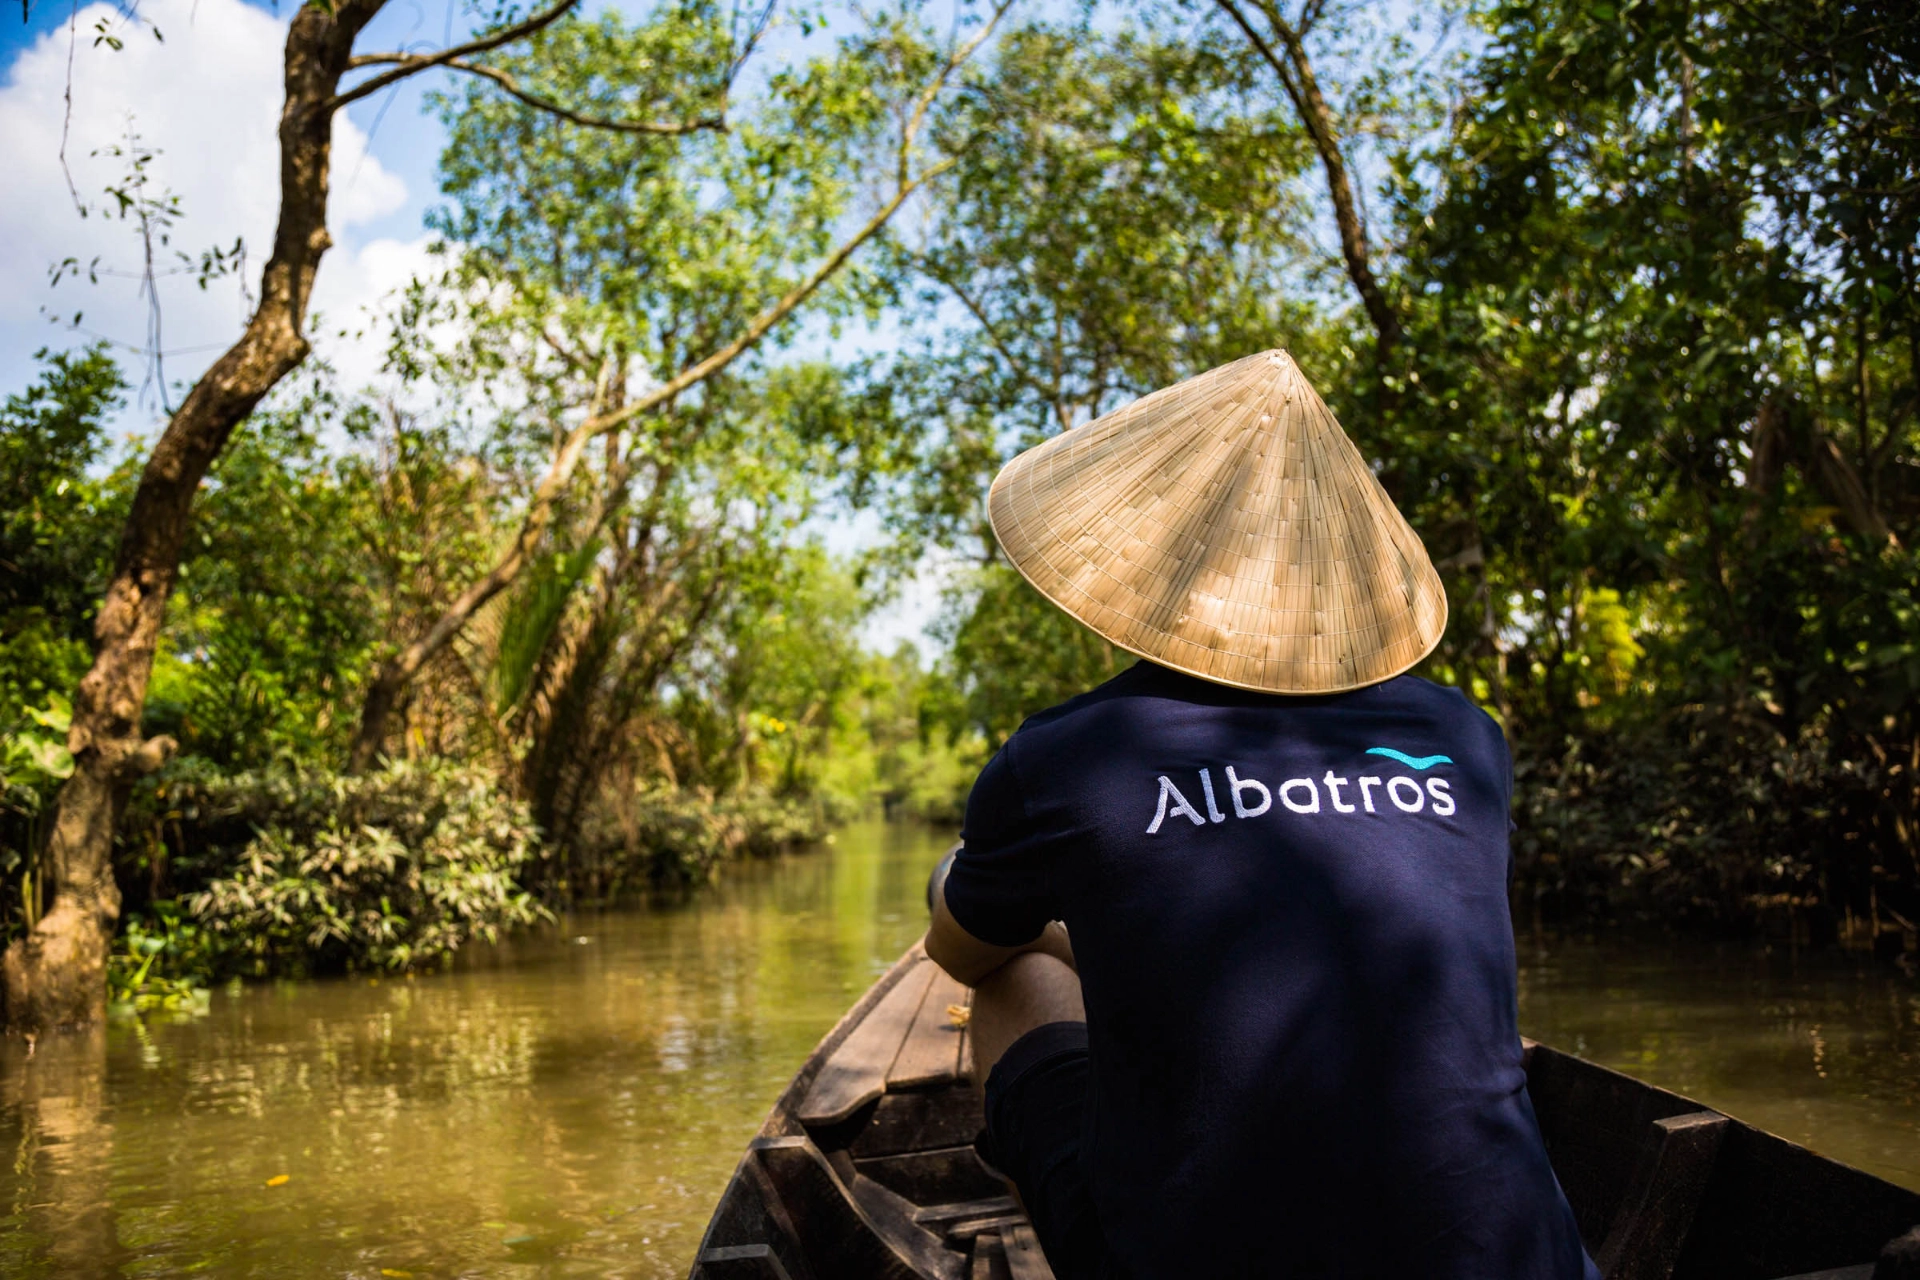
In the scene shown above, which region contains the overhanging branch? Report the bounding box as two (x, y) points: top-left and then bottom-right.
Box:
(331, 0), (581, 110)
(347, 54), (727, 135)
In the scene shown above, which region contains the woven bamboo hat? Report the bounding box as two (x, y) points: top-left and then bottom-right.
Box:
(987, 350), (1446, 694)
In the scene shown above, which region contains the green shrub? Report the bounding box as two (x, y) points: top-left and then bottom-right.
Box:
(1513, 706), (1919, 953)
(173, 759), (548, 976)
(564, 782), (830, 896)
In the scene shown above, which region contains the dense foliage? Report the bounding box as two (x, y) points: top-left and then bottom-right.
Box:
(173, 759), (547, 975)
(1379, 0), (1919, 943)
(905, 0), (1918, 951)
(1, 0), (1914, 994)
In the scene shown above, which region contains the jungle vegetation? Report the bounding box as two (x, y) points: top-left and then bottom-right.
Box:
(1, 0), (1914, 1025)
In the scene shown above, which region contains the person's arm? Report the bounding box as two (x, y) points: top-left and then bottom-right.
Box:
(924, 855), (1074, 987)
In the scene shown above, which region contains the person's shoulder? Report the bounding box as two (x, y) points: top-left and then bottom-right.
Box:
(1000, 659), (1162, 748)
(1374, 675), (1505, 725)
(1379, 675), (1509, 748)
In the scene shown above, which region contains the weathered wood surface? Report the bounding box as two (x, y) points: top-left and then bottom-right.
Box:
(1001, 1224), (1056, 1280)
(797, 960), (937, 1126)
(850, 1088), (986, 1160)
(966, 1231), (1008, 1280)
(889, 969), (970, 1090)
(1595, 1110), (1727, 1280)
(695, 1245), (797, 1280)
(856, 1144), (1008, 1204)
(694, 952), (1920, 1280)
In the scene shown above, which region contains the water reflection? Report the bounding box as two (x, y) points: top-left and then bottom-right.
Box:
(0, 822), (942, 1279)
(1, 1028), (127, 1276)
(0, 823), (1915, 1278)
(1517, 937), (1920, 1188)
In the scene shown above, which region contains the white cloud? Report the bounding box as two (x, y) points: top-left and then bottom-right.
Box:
(0, 0), (414, 425)
(308, 232), (443, 396)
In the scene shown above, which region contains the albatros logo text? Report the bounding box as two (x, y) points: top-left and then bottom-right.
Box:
(1145, 747), (1456, 834)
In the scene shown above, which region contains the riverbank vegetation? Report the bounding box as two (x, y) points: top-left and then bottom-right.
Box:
(2, 0), (1915, 1022)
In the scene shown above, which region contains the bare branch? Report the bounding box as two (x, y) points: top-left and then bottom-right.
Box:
(1215, 0), (1401, 355)
(541, 327), (594, 372)
(347, 53), (726, 134)
(727, 0), (780, 83)
(897, 0), (1012, 187)
(331, 0), (581, 111)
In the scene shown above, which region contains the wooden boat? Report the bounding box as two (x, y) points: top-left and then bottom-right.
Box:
(689, 944), (1920, 1280)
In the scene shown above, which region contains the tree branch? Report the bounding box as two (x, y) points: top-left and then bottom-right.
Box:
(345, 5), (1007, 769)
(1214, 0), (1401, 356)
(936, 269), (1071, 433)
(347, 54), (726, 134)
(331, 0), (581, 110)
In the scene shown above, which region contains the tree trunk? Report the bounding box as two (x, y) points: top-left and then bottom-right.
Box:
(345, 159), (952, 772)
(1214, 0), (1401, 358)
(1808, 428), (1896, 545)
(2, 0), (384, 1032)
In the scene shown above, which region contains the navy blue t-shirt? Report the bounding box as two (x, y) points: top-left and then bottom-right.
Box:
(946, 661), (1598, 1280)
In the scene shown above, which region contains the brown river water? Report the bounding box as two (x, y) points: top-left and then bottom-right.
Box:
(2, 820), (1916, 1278)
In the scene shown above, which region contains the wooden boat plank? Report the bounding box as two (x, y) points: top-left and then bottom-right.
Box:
(940, 1215), (1028, 1248)
(849, 1172), (967, 1280)
(968, 1232), (1010, 1280)
(1674, 1120), (1920, 1280)
(1525, 1042), (1705, 1247)
(692, 1143), (817, 1280)
(695, 946), (1920, 1280)
(1525, 1042), (1920, 1280)
(1594, 1110), (1727, 1280)
(751, 1135), (930, 1280)
(849, 1087), (986, 1160)
(798, 960), (938, 1127)
(764, 947), (932, 1141)
(694, 1245), (797, 1280)
(889, 968), (971, 1090)
(854, 1144), (1008, 1205)
(911, 1197), (1020, 1229)
(1001, 1225), (1057, 1280)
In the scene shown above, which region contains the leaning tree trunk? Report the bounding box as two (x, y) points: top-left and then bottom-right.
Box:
(1213, 0), (1400, 361)
(2, 0), (383, 1031)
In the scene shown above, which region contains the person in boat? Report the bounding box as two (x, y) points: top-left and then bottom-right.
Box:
(922, 351), (1600, 1279)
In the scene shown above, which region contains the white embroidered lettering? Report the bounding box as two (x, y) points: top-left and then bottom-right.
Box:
(1323, 771), (1355, 813)
(1358, 776), (1382, 813)
(1426, 777), (1456, 816)
(1198, 769), (1227, 823)
(1226, 766), (1270, 818)
(1388, 776), (1425, 812)
(1279, 778), (1321, 814)
(1146, 775), (1207, 833)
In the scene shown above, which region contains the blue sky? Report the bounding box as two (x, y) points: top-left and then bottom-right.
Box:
(3, 0), (446, 245)
(1, 0), (454, 410)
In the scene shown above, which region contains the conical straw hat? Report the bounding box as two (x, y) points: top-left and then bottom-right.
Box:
(987, 350), (1446, 695)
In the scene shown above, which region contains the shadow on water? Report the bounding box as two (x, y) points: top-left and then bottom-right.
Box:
(1, 820), (1915, 1277)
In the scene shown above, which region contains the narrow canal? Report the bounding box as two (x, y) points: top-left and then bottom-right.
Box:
(2, 820), (1916, 1278)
